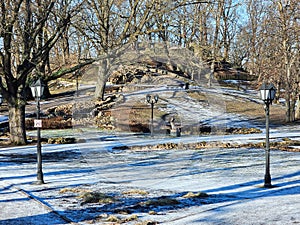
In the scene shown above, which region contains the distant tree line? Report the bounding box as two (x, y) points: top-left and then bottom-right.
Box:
(0, 0), (299, 144)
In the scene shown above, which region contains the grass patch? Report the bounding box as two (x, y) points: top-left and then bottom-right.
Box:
(47, 137), (76, 144)
(26, 116), (72, 130)
(142, 197), (180, 207)
(187, 90), (208, 102)
(226, 99), (285, 124)
(188, 88), (286, 125)
(148, 211), (157, 215)
(136, 221), (159, 225)
(111, 100), (165, 133)
(122, 189), (149, 195)
(106, 215), (119, 222)
(59, 187), (89, 194)
(123, 214), (138, 222)
(79, 191), (115, 204)
(182, 191), (209, 198)
(106, 214), (139, 223)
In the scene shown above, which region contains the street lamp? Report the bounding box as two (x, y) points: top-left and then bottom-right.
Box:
(259, 82), (276, 188)
(30, 78), (45, 184)
(146, 94), (159, 136)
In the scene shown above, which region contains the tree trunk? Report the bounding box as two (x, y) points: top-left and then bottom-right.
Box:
(95, 76), (107, 101)
(285, 93), (296, 122)
(42, 81), (51, 98)
(285, 93), (291, 122)
(208, 61), (214, 87)
(95, 59), (109, 100)
(291, 99), (296, 122)
(8, 103), (27, 145)
(295, 99), (300, 120)
(208, 0), (223, 87)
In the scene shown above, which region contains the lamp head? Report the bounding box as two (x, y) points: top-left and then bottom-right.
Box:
(30, 78), (45, 98)
(260, 82), (276, 105)
(154, 94), (159, 103)
(146, 94), (159, 103)
(146, 94), (151, 103)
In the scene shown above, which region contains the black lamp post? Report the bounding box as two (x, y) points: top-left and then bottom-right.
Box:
(30, 79), (45, 184)
(146, 94), (159, 136)
(0, 94), (2, 106)
(259, 82), (276, 188)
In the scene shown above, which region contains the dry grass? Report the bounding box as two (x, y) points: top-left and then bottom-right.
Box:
(122, 189), (149, 196)
(187, 89), (286, 125)
(111, 100), (165, 133)
(110, 89), (277, 135)
(226, 99), (286, 125)
(79, 191), (115, 204)
(135, 221), (159, 225)
(48, 79), (77, 95)
(187, 90), (207, 102)
(26, 116), (72, 130)
(182, 191), (209, 198)
(59, 187), (90, 194)
(105, 214), (139, 223)
(142, 197), (180, 207)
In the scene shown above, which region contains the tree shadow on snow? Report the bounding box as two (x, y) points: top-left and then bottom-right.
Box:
(39, 170), (299, 224)
(0, 213), (69, 225)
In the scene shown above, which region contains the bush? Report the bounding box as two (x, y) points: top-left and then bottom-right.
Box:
(26, 116), (72, 130)
(47, 137), (76, 144)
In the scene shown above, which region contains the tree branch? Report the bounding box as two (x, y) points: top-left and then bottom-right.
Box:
(45, 59), (95, 82)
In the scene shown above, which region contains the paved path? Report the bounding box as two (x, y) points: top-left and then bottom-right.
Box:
(0, 184), (69, 225)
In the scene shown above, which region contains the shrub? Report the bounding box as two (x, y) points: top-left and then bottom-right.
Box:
(47, 137), (76, 144)
(26, 116), (72, 130)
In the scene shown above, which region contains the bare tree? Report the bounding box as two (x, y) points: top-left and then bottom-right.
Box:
(244, 0), (267, 77)
(77, 0), (172, 100)
(187, 3), (213, 62)
(275, 0), (300, 121)
(207, 0), (224, 86)
(256, 0), (299, 122)
(219, 0), (239, 62)
(0, 0), (82, 144)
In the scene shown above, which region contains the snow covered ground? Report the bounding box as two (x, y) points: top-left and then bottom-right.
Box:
(1, 128), (300, 224)
(1, 81), (300, 224)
